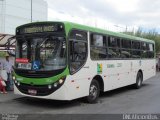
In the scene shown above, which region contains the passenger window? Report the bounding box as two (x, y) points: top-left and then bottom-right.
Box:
(90, 34), (107, 60)
(121, 39), (131, 48)
(121, 49), (131, 58)
(149, 44), (154, 51)
(91, 47), (107, 59)
(141, 42), (148, 50)
(69, 30), (87, 74)
(132, 51), (141, 58)
(132, 41), (140, 49)
(108, 37), (120, 47)
(121, 39), (131, 58)
(108, 48), (121, 58)
(148, 43), (154, 58)
(132, 41), (141, 58)
(91, 34), (106, 47)
(107, 37), (121, 58)
(141, 42), (148, 58)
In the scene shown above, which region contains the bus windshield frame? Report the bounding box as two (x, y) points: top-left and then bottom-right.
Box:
(17, 33), (66, 67)
(14, 22), (67, 78)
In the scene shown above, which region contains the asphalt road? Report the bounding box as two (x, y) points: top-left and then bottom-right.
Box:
(0, 73), (160, 114)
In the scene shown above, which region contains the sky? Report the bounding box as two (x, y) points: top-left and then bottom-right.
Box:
(45, 0), (160, 33)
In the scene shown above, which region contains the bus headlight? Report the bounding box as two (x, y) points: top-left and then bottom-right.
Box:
(59, 79), (64, 84)
(53, 76), (65, 88)
(54, 83), (58, 87)
(48, 85), (52, 89)
(13, 76), (16, 80)
(17, 82), (20, 86)
(15, 80), (17, 84)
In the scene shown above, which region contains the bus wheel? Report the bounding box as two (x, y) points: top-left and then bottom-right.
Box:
(86, 79), (100, 103)
(135, 72), (143, 89)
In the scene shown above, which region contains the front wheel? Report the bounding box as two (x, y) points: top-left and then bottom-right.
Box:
(135, 72), (143, 89)
(86, 80), (100, 103)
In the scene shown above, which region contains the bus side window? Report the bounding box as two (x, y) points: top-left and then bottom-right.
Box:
(121, 39), (131, 58)
(108, 37), (121, 58)
(69, 30), (87, 74)
(90, 34), (107, 60)
(132, 41), (141, 58)
(141, 42), (148, 58)
(148, 43), (154, 58)
(70, 41), (86, 62)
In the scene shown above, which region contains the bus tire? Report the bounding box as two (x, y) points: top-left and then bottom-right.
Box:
(86, 79), (100, 103)
(135, 72), (143, 89)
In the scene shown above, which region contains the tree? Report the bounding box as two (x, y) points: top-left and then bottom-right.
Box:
(123, 27), (160, 53)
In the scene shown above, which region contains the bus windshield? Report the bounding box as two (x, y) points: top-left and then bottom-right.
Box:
(15, 35), (66, 71)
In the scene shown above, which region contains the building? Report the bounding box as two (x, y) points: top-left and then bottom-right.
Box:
(0, 0), (48, 53)
(0, 0), (48, 35)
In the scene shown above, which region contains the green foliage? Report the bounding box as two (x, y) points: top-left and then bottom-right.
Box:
(123, 28), (160, 53)
(0, 51), (6, 57)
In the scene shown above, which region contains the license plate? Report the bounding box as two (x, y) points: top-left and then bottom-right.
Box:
(18, 63), (32, 70)
(28, 89), (37, 95)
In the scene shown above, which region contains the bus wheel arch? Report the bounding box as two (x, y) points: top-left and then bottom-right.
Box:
(93, 75), (104, 92)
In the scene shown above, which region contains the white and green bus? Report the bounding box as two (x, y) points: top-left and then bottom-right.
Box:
(14, 21), (156, 103)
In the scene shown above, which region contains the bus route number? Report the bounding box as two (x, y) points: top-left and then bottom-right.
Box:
(18, 63), (32, 70)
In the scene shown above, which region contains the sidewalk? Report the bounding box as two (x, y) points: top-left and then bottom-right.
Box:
(0, 91), (21, 103)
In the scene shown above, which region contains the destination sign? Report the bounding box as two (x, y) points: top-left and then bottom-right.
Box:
(24, 25), (58, 33)
(16, 23), (64, 35)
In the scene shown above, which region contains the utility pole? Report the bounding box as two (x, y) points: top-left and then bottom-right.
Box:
(126, 26), (128, 32)
(31, 0), (32, 22)
(1, 0), (5, 33)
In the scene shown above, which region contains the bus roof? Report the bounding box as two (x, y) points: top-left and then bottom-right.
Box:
(63, 21), (154, 44)
(16, 21), (155, 44)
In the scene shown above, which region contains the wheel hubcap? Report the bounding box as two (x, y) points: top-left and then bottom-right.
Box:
(138, 75), (142, 86)
(89, 85), (98, 99)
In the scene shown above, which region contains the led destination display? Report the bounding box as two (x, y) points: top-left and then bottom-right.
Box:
(16, 23), (64, 35)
